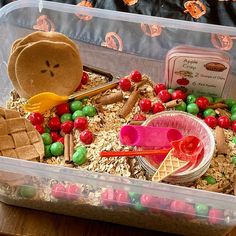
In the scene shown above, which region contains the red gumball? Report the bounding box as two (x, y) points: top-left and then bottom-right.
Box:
(55, 103), (70, 116)
(154, 83), (166, 95)
(28, 112), (44, 125)
(171, 90), (187, 101)
(119, 78), (131, 91)
(218, 116), (231, 129)
(34, 124), (45, 134)
(139, 98), (152, 112)
(81, 71), (89, 85)
(80, 130), (94, 144)
(152, 102), (165, 114)
(115, 190), (130, 206)
(196, 97), (209, 110)
(101, 188), (115, 207)
(74, 117), (88, 131)
(57, 137), (64, 144)
(50, 131), (61, 142)
(61, 121), (74, 134)
(130, 70), (142, 83)
(184, 203), (195, 220)
(208, 208), (224, 224)
(51, 183), (66, 199)
(232, 121), (236, 132)
(66, 184), (80, 200)
(170, 200), (186, 213)
(140, 194), (158, 208)
(133, 113), (146, 121)
(76, 82), (82, 91)
(158, 89), (171, 103)
(48, 117), (61, 131)
(204, 116), (218, 129)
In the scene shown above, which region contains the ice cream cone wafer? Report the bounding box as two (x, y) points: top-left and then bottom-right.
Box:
(152, 149), (189, 182)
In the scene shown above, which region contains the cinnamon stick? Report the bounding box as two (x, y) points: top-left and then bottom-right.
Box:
(165, 99), (183, 108)
(207, 103), (228, 109)
(129, 120), (144, 125)
(69, 134), (74, 161)
(215, 126), (229, 155)
(64, 134), (70, 162)
(96, 91), (123, 105)
(119, 88), (140, 118)
(215, 108), (231, 118)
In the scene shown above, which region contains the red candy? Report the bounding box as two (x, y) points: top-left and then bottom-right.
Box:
(74, 117), (88, 131)
(115, 190), (130, 206)
(184, 203), (195, 220)
(139, 98), (152, 113)
(55, 103), (70, 116)
(61, 121), (74, 134)
(196, 97), (209, 110)
(204, 116), (218, 129)
(101, 188), (115, 207)
(158, 89), (171, 103)
(66, 184), (80, 200)
(154, 83), (166, 95)
(171, 90), (187, 101)
(28, 112), (44, 125)
(80, 130), (94, 144)
(51, 183), (66, 199)
(81, 71), (89, 85)
(57, 137), (64, 144)
(218, 116), (231, 129)
(133, 113), (146, 121)
(140, 194), (158, 208)
(232, 121), (236, 132)
(119, 78), (132, 91)
(50, 131), (61, 142)
(130, 70), (142, 83)
(170, 200), (186, 212)
(48, 117), (61, 131)
(76, 82), (82, 91)
(208, 208), (224, 224)
(34, 124), (44, 134)
(152, 102), (165, 114)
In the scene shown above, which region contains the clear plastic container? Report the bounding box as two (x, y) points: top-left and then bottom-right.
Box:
(0, 1), (236, 236)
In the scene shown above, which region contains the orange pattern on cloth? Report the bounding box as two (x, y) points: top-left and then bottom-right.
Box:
(123, 0), (139, 6)
(184, 1), (206, 19)
(76, 1), (93, 21)
(33, 15), (56, 32)
(140, 24), (162, 37)
(211, 34), (236, 51)
(101, 32), (123, 51)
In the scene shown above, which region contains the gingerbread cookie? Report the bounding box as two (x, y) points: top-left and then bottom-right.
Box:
(15, 40), (83, 98)
(0, 107), (44, 161)
(10, 38), (23, 53)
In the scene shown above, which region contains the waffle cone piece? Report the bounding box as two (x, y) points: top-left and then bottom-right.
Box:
(152, 150), (189, 182)
(0, 107), (44, 162)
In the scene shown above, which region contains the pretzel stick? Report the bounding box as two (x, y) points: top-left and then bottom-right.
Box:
(207, 103), (228, 109)
(64, 134), (70, 162)
(69, 134), (74, 161)
(215, 126), (228, 155)
(96, 91), (123, 105)
(165, 99), (183, 108)
(215, 108), (231, 118)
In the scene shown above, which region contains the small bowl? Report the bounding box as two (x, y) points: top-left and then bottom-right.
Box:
(137, 111), (215, 183)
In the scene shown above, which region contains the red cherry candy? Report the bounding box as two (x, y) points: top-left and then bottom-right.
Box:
(81, 71), (89, 85)
(158, 89), (171, 103)
(152, 102), (165, 114)
(184, 203), (195, 220)
(204, 116), (218, 129)
(170, 200), (187, 213)
(55, 103), (70, 116)
(140, 194), (158, 208)
(154, 83), (166, 95)
(61, 121), (74, 134)
(80, 130), (94, 144)
(196, 97), (209, 110)
(57, 137), (64, 144)
(130, 70), (142, 83)
(74, 117), (88, 131)
(139, 98), (152, 112)
(115, 190), (130, 206)
(101, 188), (115, 207)
(208, 208), (224, 224)
(48, 117), (61, 131)
(50, 131), (61, 142)
(34, 124), (45, 134)
(66, 184), (80, 200)
(232, 121), (236, 132)
(76, 82), (82, 91)
(171, 90), (187, 101)
(218, 116), (231, 129)
(51, 183), (66, 199)
(133, 113), (146, 121)
(119, 78), (131, 91)
(28, 112), (44, 125)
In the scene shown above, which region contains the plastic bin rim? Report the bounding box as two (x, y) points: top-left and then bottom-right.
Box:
(0, 0), (235, 35)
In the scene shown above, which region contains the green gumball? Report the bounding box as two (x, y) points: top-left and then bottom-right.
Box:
(83, 105), (97, 117)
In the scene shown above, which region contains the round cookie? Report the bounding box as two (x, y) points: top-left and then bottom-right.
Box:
(15, 40), (83, 98)
(18, 31), (78, 52)
(10, 38), (23, 53)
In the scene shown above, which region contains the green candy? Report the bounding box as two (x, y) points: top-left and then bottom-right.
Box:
(70, 100), (83, 112)
(204, 96), (214, 104)
(203, 108), (216, 118)
(175, 101), (186, 111)
(214, 97), (224, 103)
(128, 192), (140, 203)
(204, 176), (216, 185)
(168, 88), (174, 94)
(231, 105), (236, 114)
(50, 142), (64, 156)
(76, 146), (87, 156)
(134, 202), (145, 211)
(60, 113), (72, 123)
(72, 151), (87, 165)
(225, 98), (236, 109)
(231, 113), (236, 121)
(231, 156), (236, 165)
(19, 185), (36, 198)
(44, 126), (51, 133)
(187, 103), (199, 115)
(41, 133), (52, 145)
(72, 110), (85, 120)
(44, 144), (52, 158)
(83, 105), (97, 117)
(186, 94), (197, 104)
(232, 137), (236, 144)
(195, 203), (209, 216)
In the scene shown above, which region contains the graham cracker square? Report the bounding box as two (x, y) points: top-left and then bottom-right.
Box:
(5, 109), (20, 119)
(1, 149), (18, 158)
(12, 131), (30, 148)
(0, 135), (15, 150)
(15, 145), (39, 161)
(0, 120), (8, 135)
(7, 118), (25, 133)
(27, 131), (39, 143)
